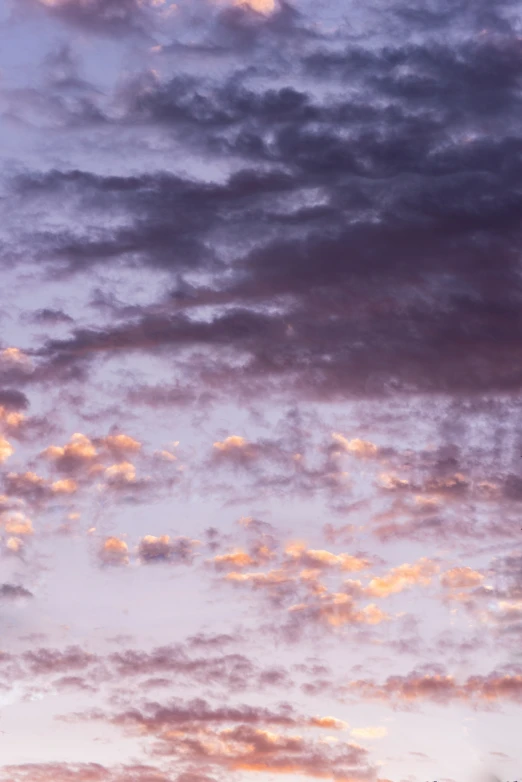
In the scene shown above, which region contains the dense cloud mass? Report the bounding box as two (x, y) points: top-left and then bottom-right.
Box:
(0, 0), (521, 779)
(6, 1), (522, 398)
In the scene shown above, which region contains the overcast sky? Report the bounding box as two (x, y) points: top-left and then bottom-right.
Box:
(0, 1), (521, 781)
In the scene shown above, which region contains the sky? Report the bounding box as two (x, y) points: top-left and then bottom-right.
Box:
(0, 0), (520, 781)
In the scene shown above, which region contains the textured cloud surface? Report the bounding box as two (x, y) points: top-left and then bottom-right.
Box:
(0, 0), (520, 780)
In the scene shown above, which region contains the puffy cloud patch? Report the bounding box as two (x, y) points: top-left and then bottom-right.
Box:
(0, 583), (33, 600)
(0, 436), (14, 463)
(365, 559), (439, 598)
(42, 433), (98, 473)
(138, 535), (199, 564)
(99, 536), (129, 566)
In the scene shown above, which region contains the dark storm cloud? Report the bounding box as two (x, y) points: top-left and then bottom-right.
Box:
(123, 35), (522, 176)
(6, 2), (522, 401)
(13, 167), (298, 274)
(37, 308), (284, 358)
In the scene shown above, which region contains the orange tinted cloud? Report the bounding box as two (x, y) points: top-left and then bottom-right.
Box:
(0, 435), (14, 463)
(290, 592), (389, 629)
(104, 461), (136, 483)
(99, 433), (141, 458)
(234, 0), (276, 15)
(212, 435), (260, 465)
(440, 566), (484, 589)
(212, 549), (256, 570)
(378, 473), (409, 490)
(102, 698), (375, 781)
(366, 558), (438, 598)
(51, 479), (78, 494)
(214, 435), (248, 451)
(6, 536), (24, 553)
(0, 406), (25, 431)
(226, 568), (291, 587)
(43, 433), (98, 472)
(285, 543), (370, 572)
(99, 536), (129, 566)
(1, 512), (34, 536)
(309, 716), (348, 730)
(332, 434), (379, 458)
(0, 347), (31, 367)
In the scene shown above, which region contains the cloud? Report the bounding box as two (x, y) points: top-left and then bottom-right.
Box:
(365, 559), (439, 598)
(235, 0), (275, 13)
(99, 536), (129, 566)
(187, 632), (238, 649)
(0, 436), (14, 463)
(21, 0), (162, 36)
(31, 308), (74, 325)
(226, 568), (294, 592)
(309, 716), (348, 730)
(51, 478), (78, 494)
(2, 6), (522, 780)
(109, 643), (288, 692)
(211, 549), (256, 570)
(0, 763), (173, 782)
(0, 638), (293, 696)
(104, 461), (137, 484)
(287, 593), (389, 632)
(212, 436), (259, 466)
(0, 512), (34, 536)
(5, 472), (52, 503)
(0, 408), (26, 433)
(440, 567), (485, 589)
(91, 697), (377, 781)
(0, 348), (31, 368)
(5, 536), (25, 554)
(0, 390), (29, 410)
(97, 433), (142, 459)
(138, 535), (199, 564)
(284, 543), (370, 572)
(0, 7), (519, 409)
(23, 646), (97, 674)
(347, 668), (522, 706)
(331, 436), (379, 459)
(42, 433), (98, 473)
(37, 431), (151, 500)
(0, 583), (33, 600)
(111, 697), (301, 730)
(212, 525), (451, 638)
(215, 533), (449, 639)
